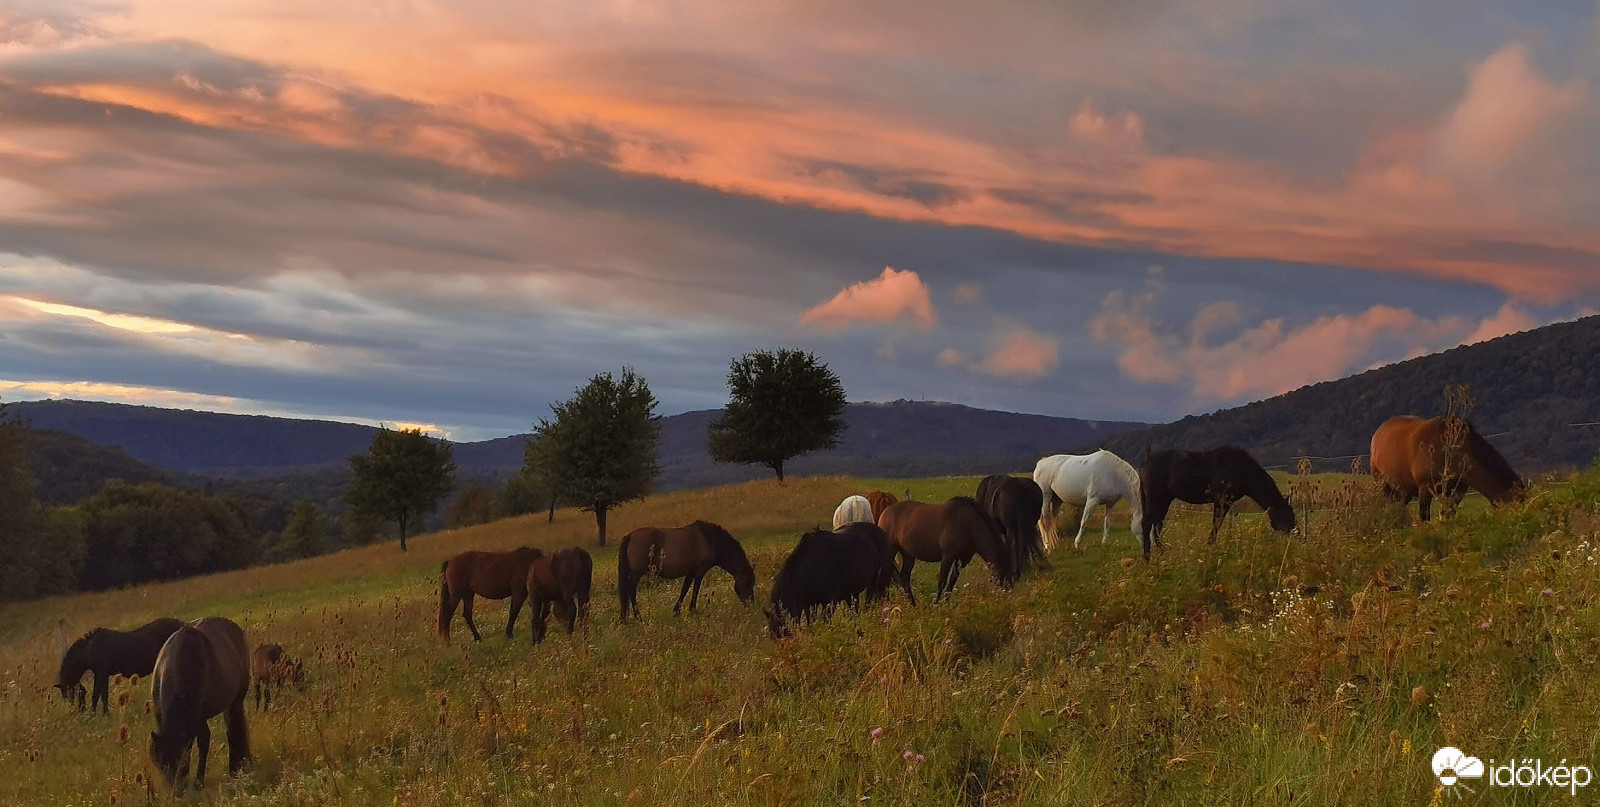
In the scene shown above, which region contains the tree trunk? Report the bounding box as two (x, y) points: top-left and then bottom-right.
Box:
(773, 459), (786, 483)
(547, 492), (557, 523)
(595, 506), (608, 546)
(398, 511), (409, 552)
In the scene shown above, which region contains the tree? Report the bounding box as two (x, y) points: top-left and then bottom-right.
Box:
(78, 481), (259, 590)
(489, 471), (547, 521)
(276, 499), (326, 560)
(0, 402), (43, 600)
(530, 368), (661, 545)
(445, 482), (495, 528)
(708, 348), (847, 482)
(344, 427), (455, 551)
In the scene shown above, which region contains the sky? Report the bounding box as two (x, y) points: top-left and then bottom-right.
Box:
(0, 0), (1596, 441)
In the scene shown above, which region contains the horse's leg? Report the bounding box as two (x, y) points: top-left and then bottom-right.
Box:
(1208, 500), (1229, 544)
(506, 590), (526, 640)
(1101, 500), (1112, 545)
(688, 573), (706, 611)
(531, 600), (549, 645)
(564, 598), (579, 634)
(933, 560), (952, 603)
(1038, 495), (1056, 552)
(898, 555), (917, 607)
(254, 680), (261, 711)
(461, 594), (483, 642)
(673, 576), (694, 615)
(1073, 498), (1097, 550)
(194, 720), (211, 785)
(1418, 490), (1433, 523)
(226, 694), (251, 774)
(94, 672), (109, 714)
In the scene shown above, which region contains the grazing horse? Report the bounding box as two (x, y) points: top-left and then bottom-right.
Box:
(1371, 415), (1525, 522)
(148, 617), (251, 794)
(878, 497), (1013, 605)
(832, 495), (874, 529)
(865, 491), (899, 522)
(56, 617), (184, 714)
(437, 547), (542, 641)
(250, 644), (304, 711)
(1141, 447), (1296, 559)
(526, 546), (594, 643)
(1033, 450), (1145, 551)
(765, 523), (897, 638)
(976, 474), (1049, 574)
(617, 521), (756, 621)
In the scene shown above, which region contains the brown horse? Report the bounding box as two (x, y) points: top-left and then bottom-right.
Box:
(865, 491), (899, 522)
(526, 546), (594, 643)
(148, 617), (251, 794)
(56, 617), (184, 714)
(617, 521), (756, 621)
(1371, 415), (1525, 521)
(250, 644), (305, 711)
(878, 497), (1014, 605)
(438, 547), (542, 641)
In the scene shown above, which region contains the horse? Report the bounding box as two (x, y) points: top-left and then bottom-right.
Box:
(832, 495), (874, 529)
(526, 546), (594, 643)
(1370, 415), (1526, 521)
(250, 644), (305, 711)
(437, 547), (543, 642)
(765, 522), (898, 638)
(976, 474), (1049, 574)
(865, 491), (899, 522)
(148, 617), (251, 794)
(1140, 447), (1297, 559)
(1032, 450), (1145, 552)
(617, 521), (756, 621)
(878, 497), (1013, 605)
(56, 617), (184, 714)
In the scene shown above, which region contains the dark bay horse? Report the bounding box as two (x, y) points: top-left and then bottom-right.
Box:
(526, 546), (594, 643)
(1140, 447), (1296, 559)
(765, 522), (897, 638)
(617, 521), (756, 621)
(976, 474), (1049, 575)
(148, 617), (251, 793)
(1371, 415), (1525, 521)
(438, 547), (542, 641)
(878, 497), (1013, 605)
(250, 644), (304, 711)
(56, 617), (184, 714)
(865, 491), (899, 522)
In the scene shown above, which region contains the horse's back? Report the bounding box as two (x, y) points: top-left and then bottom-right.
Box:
(834, 495), (872, 529)
(1371, 415), (1432, 490)
(155, 618), (250, 718)
(865, 491), (898, 522)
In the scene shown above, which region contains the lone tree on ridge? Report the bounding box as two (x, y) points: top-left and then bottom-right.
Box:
(529, 368), (661, 545)
(707, 348), (846, 483)
(344, 427), (456, 552)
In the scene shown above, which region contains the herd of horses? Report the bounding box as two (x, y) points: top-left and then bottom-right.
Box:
(52, 413), (1527, 792)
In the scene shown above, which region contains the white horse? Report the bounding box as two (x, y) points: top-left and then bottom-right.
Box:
(1033, 450), (1144, 551)
(832, 495), (874, 530)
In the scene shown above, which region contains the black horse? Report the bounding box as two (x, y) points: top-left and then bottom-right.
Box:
(765, 522), (897, 638)
(57, 617), (185, 714)
(976, 474), (1049, 575)
(1140, 447), (1296, 559)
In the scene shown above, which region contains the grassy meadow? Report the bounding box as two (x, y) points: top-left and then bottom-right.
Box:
(2, 470), (1598, 806)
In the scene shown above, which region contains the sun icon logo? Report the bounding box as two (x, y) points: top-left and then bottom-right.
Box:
(1432, 746), (1485, 797)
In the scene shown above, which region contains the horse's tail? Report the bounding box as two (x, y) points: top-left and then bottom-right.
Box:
(572, 551), (594, 624)
(436, 561), (451, 640)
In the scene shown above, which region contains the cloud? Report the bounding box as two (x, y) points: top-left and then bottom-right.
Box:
(1089, 276), (1551, 400)
(952, 283), (984, 305)
(800, 266), (938, 330)
(937, 346), (968, 366)
(978, 322), (1059, 380)
(1433, 42), (1586, 182)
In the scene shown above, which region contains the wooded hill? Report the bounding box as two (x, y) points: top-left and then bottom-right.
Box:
(1093, 314), (1600, 474)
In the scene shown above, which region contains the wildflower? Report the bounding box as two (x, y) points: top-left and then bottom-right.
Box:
(1541, 588), (1554, 598)
(870, 727), (884, 741)
(1477, 621), (1491, 631)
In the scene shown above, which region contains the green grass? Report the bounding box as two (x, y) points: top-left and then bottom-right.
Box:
(2, 472), (1598, 805)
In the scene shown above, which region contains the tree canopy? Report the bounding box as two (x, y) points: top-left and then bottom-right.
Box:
(529, 368), (661, 545)
(708, 348), (847, 482)
(344, 427), (456, 551)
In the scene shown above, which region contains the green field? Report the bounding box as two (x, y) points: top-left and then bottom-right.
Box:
(2, 471), (1597, 805)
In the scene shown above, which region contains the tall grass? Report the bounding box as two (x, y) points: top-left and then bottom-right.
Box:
(2, 471), (1596, 805)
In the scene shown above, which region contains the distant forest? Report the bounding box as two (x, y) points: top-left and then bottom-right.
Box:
(1095, 314), (1600, 475)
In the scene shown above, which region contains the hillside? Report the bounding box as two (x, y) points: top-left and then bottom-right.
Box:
(1093, 314), (1600, 474)
(10, 399), (1147, 493)
(22, 428), (175, 505)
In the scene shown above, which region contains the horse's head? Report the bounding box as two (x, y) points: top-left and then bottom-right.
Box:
(763, 608), (790, 640)
(149, 729), (193, 793)
(734, 568), (756, 606)
(1268, 502), (1297, 534)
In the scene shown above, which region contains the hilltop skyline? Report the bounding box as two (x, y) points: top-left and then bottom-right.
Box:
(0, 1), (1596, 440)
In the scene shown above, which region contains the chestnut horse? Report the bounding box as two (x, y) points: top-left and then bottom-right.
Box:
(878, 497), (1013, 605)
(617, 521), (756, 621)
(437, 547), (542, 641)
(1371, 415), (1525, 521)
(1141, 447), (1296, 560)
(526, 546), (594, 643)
(148, 617), (251, 794)
(57, 617), (183, 714)
(865, 491), (899, 522)
(250, 644), (304, 711)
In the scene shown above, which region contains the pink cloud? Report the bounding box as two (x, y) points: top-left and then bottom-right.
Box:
(1090, 277), (1547, 400)
(936, 347), (967, 366)
(978, 322), (1058, 380)
(1433, 42), (1586, 182)
(800, 266), (937, 331)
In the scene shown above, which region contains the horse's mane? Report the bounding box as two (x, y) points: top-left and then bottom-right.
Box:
(1454, 417), (1523, 492)
(1212, 447), (1289, 507)
(696, 521), (751, 566)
